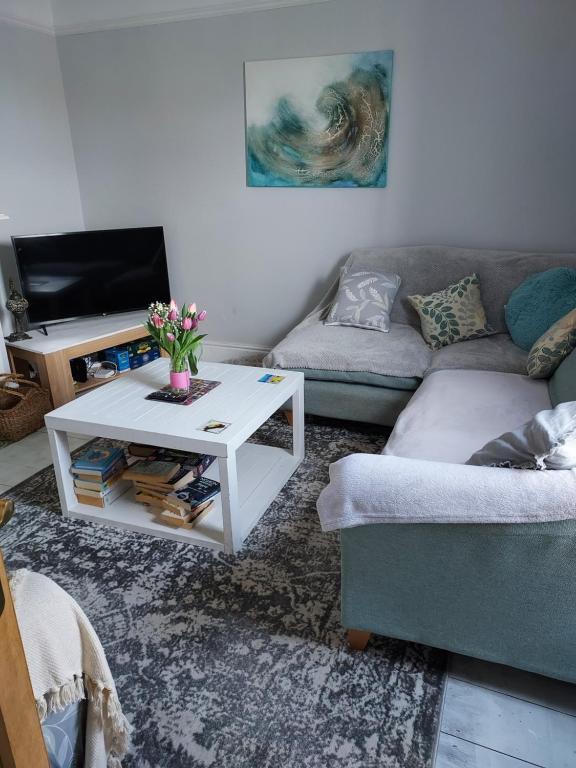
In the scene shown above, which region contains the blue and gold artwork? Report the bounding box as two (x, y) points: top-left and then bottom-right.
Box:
(245, 51), (393, 188)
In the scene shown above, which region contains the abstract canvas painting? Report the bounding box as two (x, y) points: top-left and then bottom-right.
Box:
(245, 50), (393, 188)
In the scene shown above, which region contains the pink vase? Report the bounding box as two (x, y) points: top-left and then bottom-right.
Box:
(169, 369), (190, 392)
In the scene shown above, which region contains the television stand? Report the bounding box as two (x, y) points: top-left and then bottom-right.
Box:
(37, 325), (49, 336)
(6, 312), (156, 408)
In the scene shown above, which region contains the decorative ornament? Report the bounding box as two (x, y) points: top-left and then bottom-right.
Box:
(5, 278), (32, 342)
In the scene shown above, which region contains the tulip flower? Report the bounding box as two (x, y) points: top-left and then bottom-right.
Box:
(146, 299), (207, 383)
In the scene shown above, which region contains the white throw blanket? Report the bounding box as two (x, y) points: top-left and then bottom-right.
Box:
(316, 368), (576, 531)
(316, 453), (576, 530)
(10, 569), (131, 768)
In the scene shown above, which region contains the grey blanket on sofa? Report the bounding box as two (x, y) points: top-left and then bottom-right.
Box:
(264, 308), (432, 379)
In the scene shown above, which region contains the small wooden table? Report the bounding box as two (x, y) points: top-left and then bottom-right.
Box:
(6, 312), (152, 408)
(45, 359), (305, 554)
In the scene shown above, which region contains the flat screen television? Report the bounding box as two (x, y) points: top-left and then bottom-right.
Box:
(12, 226), (171, 328)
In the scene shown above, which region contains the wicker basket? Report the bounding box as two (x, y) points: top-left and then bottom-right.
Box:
(0, 374), (52, 442)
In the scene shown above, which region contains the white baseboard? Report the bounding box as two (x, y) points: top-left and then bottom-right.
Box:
(202, 340), (270, 364)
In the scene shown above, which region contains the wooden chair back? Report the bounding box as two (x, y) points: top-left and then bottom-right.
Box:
(0, 543), (49, 768)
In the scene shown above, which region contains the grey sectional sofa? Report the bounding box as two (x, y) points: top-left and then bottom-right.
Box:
(268, 245), (576, 682)
(265, 246), (576, 425)
(316, 345), (576, 683)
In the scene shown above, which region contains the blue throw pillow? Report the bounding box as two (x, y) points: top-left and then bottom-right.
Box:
(505, 268), (576, 351)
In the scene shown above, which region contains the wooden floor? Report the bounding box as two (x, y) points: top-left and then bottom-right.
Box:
(436, 655), (576, 768)
(2, 431), (576, 767)
(0, 426), (89, 492)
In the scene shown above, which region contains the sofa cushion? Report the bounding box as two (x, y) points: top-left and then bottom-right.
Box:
(505, 268), (576, 351)
(427, 333), (527, 376)
(288, 368), (420, 391)
(325, 269), (401, 332)
(345, 246), (576, 334)
(527, 308), (576, 379)
(263, 315), (432, 379)
(549, 348), (576, 406)
(383, 369), (551, 464)
(408, 273), (492, 349)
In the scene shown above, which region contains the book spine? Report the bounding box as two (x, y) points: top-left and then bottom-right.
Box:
(158, 501), (214, 528)
(72, 450), (125, 473)
(76, 480), (130, 506)
(193, 454), (216, 478)
(72, 458), (127, 482)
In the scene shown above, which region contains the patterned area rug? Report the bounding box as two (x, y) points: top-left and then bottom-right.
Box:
(0, 415), (446, 768)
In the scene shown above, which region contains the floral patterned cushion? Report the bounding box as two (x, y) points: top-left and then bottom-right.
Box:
(526, 308), (576, 379)
(325, 270), (401, 332)
(408, 273), (492, 350)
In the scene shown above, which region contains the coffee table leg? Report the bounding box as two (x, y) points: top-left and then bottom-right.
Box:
(292, 380), (305, 461)
(219, 453), (240, 555)
(47, 428), (75, 517)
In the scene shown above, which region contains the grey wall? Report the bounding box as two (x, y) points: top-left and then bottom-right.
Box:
(57, 0), (576, 347)
(0, 21), (84, 342)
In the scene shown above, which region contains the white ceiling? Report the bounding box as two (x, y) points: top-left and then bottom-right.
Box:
(0, 0), (53, 31)
(0, 0), (335, 34)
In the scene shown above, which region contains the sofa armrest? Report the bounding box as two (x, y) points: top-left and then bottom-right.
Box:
(316, 454), (576, 531)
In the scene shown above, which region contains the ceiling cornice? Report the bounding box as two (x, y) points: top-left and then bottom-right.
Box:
(53, 0), (336, 36)
(0, 14), (54, 35)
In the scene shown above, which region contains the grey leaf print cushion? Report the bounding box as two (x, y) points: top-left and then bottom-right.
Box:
(408, 273), (493, 350)
(325, 270), (401, 332)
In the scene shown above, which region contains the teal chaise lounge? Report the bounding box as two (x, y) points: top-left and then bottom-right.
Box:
(317, 350), (576, 683)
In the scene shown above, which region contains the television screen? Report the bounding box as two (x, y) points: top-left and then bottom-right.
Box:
(12, 226), (171, 327)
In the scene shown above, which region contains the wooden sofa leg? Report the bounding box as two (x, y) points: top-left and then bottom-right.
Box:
(347, 629), (372, 651)
(283, 410), (293, 426)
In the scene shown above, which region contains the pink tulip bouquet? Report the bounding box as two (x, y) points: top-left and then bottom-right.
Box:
(145, 300), (207, 390)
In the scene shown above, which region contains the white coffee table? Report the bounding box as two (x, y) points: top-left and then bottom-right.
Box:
(45, 359), (304, 554)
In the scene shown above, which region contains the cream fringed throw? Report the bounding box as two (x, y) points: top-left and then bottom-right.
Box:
(9, 569), (131, 768)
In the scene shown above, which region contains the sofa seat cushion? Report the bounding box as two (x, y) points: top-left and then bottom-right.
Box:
(427, 333), (527, 376)
(264, 315), (432, 379)
(383, 369), (551, 464)
(289, 368), (420, 391)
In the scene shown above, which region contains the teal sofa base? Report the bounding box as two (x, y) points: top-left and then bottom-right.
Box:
(341, 520), (576, 684)
(303, 379), (414, 427)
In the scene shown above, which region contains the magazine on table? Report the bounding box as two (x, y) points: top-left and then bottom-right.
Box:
(145, 379), (220, 405)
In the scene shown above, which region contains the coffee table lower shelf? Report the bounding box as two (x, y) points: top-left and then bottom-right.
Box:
(62, 443), (300, 552)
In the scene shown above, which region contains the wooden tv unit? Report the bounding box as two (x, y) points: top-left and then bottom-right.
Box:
(6, 312), (156, 408)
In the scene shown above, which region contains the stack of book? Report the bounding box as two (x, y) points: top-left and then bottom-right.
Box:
(123, 446), (219, 528)
(72, 443), (130, 508)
